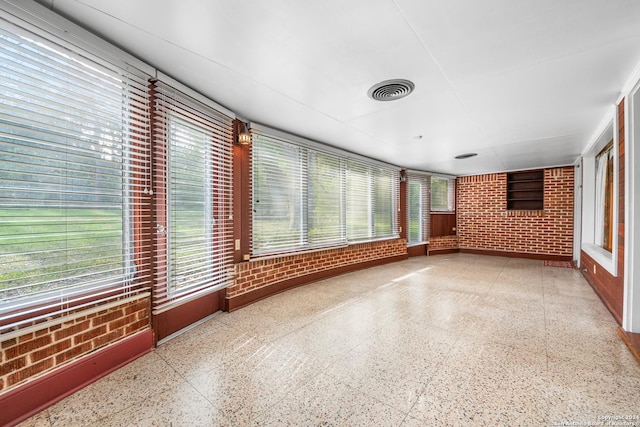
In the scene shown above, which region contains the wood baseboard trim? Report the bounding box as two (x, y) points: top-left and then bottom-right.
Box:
(153, 290), (224, 342)
(427, 248), (460, 256)
(225, 254), (408, 312)
(618, 328), (640, 366)
(0, 329), (154, 427)
(407, 244), (427, 257)
(459, 248), (572, 261)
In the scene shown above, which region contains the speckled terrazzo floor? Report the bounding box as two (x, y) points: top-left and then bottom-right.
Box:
(19, 254), (640, 427)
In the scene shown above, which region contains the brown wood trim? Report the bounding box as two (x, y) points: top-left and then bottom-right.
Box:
(428, 248), (460, 256)
(0, 329), (153, 427)
(459, 248), (572, 261)
(225, 254), (408, 312)
(430, 212), (456, 238)
(618, 327), (640, 366)
(153, 290), (224, 342)
(407, 244), (427, 257)
(232, 119), (252, 263)
(232, 141), (243, 263)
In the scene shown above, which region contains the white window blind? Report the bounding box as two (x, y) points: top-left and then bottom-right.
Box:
(431, 176), (456, 212)
(407, 173), (431, 244)
(345, 160), (371, 241)
(0, 16), (151, 329)
(373, 168), (395, 237)
(346, 161), (399, 242)
(151, 81), (234, 313)
(252, 126), (399, 256)
(252, 134), (306, 254)
(308, 150), (345, 246)
(252, 132), (347, 255)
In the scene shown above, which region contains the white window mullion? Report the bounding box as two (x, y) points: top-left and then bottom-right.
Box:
(368, 166), (374, 238)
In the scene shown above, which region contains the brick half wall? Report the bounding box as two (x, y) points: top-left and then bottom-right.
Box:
(428, 236), (460, 254)
(457, 167), (574, 258)
(0, 294), (151, 395)
(227, 239), (408, 310)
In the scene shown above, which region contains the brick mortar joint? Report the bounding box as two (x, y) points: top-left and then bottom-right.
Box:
(230, 250), (406, 295)
(0, 293), (150, 345)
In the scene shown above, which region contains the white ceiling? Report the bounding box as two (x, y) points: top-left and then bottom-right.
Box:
(35, 0), (640, 175)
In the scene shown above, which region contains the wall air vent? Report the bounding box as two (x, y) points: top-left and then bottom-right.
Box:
(368, 79), (415, 101)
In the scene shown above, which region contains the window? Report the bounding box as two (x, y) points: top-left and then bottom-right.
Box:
(252, 127), (398, 256)
(151, 80), (234, 311)
(345, 160), (370, 241)
(308, 151), (344, 245)
(431, 176), (455, 211)
(345, 161), (397, 241)
(595, 141), (614, 252)
(407, 173), (430, 245)
(0, 17), (151, 327)
(167, 117), (214, 294)
(580, 112), (618, 275)
(252, 135), (306, 253)
(372, 168), (394, 236)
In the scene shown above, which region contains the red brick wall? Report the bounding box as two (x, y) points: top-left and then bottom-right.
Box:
(428, 236), (459, 251)
(228, 239), (407, 300)
(0, 296), (150, 394)
(580, 99), (625, 324)
(457, 166), (574, 257)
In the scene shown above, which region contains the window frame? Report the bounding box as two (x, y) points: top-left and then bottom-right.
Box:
(594, 141), (614, 252)
(430, 175), (456, 212)
(0, 10), (153, 330)
(581, 108), (619, 276)
(251, 134), (314, 255)
(251, 125), (399, 257)
(150, 76), (235, 314)
(406, 172), (431, 246)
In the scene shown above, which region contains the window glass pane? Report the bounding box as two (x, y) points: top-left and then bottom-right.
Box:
(345, 161), (371, 241)
(373, 168), (393, 236)
(408, 181), (422, 243)
(252, 136), (303, 254)
(431, 177), (454, 211)
(308, 152), (343, 245)
(595, 141), (614, 252)
(0, 24), (143, 311)
(167, 118), (212, 294)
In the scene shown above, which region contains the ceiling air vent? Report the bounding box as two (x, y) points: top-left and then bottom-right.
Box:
(368, 79), (415, 101)
(455, 153), (478, 160)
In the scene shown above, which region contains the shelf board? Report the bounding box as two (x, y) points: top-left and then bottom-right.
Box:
(507, 179), (543, 184)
